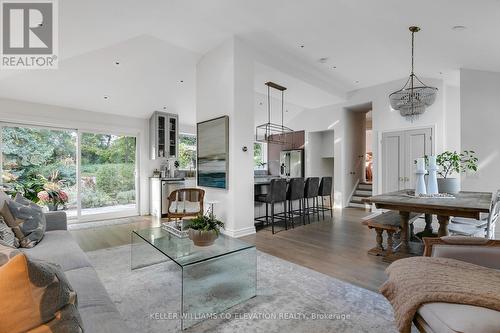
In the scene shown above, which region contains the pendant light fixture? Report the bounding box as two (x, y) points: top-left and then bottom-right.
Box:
(255, 81), (294, 144)
(389, 26), (438, 121)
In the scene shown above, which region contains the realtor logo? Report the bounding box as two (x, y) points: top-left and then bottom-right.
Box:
(1, 0), (58, 69)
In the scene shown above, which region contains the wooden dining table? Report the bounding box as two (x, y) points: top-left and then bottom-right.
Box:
(364, 190), (492, 259)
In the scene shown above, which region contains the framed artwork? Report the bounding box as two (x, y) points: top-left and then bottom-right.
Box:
(197, 116), (229, 189)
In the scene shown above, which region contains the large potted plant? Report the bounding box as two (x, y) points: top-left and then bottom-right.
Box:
(436, 150), (478, 194)
(186, 213), (224, 246)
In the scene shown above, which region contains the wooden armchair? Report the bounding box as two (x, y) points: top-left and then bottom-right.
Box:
(166, 188), (205, 221)
(413, 237), (500, 333)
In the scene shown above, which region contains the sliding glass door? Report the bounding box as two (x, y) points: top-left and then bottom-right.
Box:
(1, 125), (78, 218)
(80, 133), (137, 217)
(0, 123), (138, 222)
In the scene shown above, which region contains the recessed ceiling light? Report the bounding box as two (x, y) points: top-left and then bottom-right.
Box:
(258, 102), (263, 106)
(439, 71), (443, 75)
(332, 66), (337, 69)
(299, 45), (305, 48)
(163, 106), (167, 110)
(179, 80), (184, 83)
(355, 80), (359, 84)
(113, 60), (121, 66)
(319, 57), (329, 64)
(103, 95), (110, 100)
(452, 25), (467, 31)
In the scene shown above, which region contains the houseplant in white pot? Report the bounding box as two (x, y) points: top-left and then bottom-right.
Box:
(187, 212), (224, 246)
(436, 150), (478, 194)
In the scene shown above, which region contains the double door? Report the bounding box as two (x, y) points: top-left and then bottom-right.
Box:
(382, 128), (433, 193)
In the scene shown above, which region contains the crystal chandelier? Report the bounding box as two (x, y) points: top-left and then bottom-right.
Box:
(389, 26), (438, 121)
(255, 81), (294, 144)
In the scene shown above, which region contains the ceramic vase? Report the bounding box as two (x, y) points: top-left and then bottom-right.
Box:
(427, 156), (439, 195)
(415, 158), (427, 196)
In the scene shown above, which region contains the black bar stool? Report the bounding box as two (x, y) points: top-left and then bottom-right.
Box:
(286, 177), (305, 227)
(303, 177), (320, 223)
(318, 177), (333, 220)
(254, 179), (288, 234)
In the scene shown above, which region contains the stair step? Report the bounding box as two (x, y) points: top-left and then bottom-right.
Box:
(350, 199), (367, 205)
(359, 182), (373, 186)
(351, 196), (369, 202)
(358, 184), (373, 191)
(355, 190), (372, 196)
(348, 202), (371, 209)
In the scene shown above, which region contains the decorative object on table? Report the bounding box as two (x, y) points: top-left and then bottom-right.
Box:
(389, 26), (438, 121)
(426, 155), (439, 195)
(255, 81), (294, 145)
(152, 169), (161, 178)
(436, 150), (478, 194)
(186, 212), (224, 247)
(415, 157), (427, 196)
(161, 220), (189, 238)
(197, 116), (229, 189)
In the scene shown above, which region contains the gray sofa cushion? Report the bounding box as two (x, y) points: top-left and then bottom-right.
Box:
(65, 266), (131, 333)
(22, 230), (91, 271)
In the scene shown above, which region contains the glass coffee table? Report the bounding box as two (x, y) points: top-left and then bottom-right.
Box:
(131, 227), (256, 329)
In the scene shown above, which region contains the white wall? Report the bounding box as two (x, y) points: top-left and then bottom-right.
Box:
(288, 76), (458, 206)
(196, 37), (256, 237)
(460, 69), (500, 192)
(0, 97), (157, 215)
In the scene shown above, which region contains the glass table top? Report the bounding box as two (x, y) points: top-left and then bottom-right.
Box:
(133, 227), (255, 267)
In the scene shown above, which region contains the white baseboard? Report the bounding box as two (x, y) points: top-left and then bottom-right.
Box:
(222, 226), (256, 238)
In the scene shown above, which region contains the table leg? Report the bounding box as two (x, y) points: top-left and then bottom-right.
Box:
(399, 211), (410, 253)
(424, 214), (433, 232)
(437, 215), (450, 237)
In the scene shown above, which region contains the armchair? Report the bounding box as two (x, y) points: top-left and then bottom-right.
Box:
(413, 237), (500, 333)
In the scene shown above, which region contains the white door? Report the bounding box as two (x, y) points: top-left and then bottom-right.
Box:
(382, 128), (433, 192)
(405, 128), (433, 189)
(382, 131), (404, 192)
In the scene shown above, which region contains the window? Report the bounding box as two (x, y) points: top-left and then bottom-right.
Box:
(254, 142), (268, 170)
(0, 123), (138, 222)
(178, 133), (196, 170)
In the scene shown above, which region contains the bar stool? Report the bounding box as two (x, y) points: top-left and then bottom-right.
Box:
(254, 179), (288, 234)
(303, 177), (320, 223)
(318, 177), (333, 220)
(286, 177), (305, 227)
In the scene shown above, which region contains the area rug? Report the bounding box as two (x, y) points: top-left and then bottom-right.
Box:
(87, 245), (398, 332)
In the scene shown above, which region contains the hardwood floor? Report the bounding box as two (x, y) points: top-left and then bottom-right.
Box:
(70, 208), (390, 292)
(241, 208), (389, 292)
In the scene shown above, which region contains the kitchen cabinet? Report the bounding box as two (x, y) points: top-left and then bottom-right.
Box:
(149, 111), (178, 160)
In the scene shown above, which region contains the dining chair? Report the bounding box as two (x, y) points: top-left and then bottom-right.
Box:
(449, 190), (500, 238)
(166, 188), (205, 221)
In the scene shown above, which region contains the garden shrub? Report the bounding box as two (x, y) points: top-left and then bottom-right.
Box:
(116, 190), (136, 204)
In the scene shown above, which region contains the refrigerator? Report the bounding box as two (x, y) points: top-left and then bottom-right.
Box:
(280, 149), (304, 177)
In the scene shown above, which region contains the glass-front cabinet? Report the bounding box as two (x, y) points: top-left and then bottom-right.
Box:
(150, 111), (179, 160)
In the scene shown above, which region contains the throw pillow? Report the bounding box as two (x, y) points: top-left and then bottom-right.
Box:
(0, 217), (19, 248)
(15, 193), (41, 209)
(0, 244), (84, 333)
(6, 200), (46, 248)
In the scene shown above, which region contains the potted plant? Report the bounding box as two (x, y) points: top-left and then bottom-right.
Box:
(37, 171), (69, 211)
(436, 150), (478, 194)
(186, 213), (224, 246)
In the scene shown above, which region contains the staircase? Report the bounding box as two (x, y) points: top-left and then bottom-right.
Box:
(348, 182), (372, 209)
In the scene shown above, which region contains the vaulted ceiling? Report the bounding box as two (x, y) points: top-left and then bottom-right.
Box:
(1, 0), (498, 126)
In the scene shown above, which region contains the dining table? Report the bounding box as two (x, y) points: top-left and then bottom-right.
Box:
(364, 190), (492, 259)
